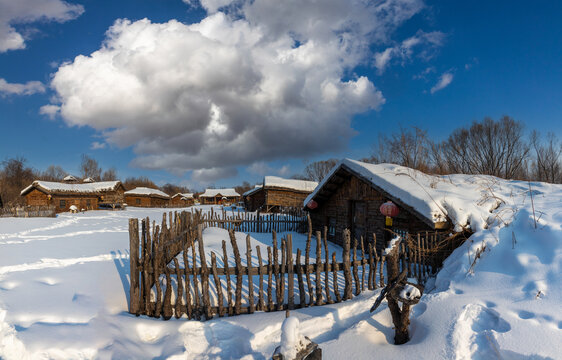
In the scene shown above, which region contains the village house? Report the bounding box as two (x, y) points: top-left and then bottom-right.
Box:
(170, 193), (194, 207)
(198, 188), (240, 205)
(20, 180), (125, 213)
(243, 176), (318, 212)
(304, 159), (453, 252)
(124, 187), (170, 207)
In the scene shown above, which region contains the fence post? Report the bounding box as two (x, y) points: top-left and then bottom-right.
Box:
(129, 218), (140, 315)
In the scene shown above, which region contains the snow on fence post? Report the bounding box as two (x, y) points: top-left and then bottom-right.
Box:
(128, 218), (140, 315)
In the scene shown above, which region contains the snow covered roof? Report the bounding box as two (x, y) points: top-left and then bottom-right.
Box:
(63, 175), (78, 182)
(124, 187), (170, 199)
(243, 185), (262, 196)
(263, 176), (318, 192)
(83, 177), (95, 183)
(172, 193), (193, 199)
(200, 188), (240, 198)
(305, 159), (507, 231)
(21, 180), (123, 196)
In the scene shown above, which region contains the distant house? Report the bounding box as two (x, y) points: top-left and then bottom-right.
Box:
(243, 176), (318, 212)
(199, 188), (240, 205)
(63, 175), (79, 183)
(170, 193), (194, 207)
(124, 187), (170, 207)
(304, 159), (450, 251)
(20, 180), (125, 213)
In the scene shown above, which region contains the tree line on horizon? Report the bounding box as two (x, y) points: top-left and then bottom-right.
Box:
(1, 116), (561, 207)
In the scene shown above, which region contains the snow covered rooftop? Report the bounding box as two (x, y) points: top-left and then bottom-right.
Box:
(264, 176), (318, 192)
(21, 180), (123, 196)
(305, 159), (513, 231)
(200, 188), (240, 198)
(172, 193), (193, 199)
(83, 177), (95, 183)
(63, 175), (78, 182)
(243, 185), (262, 196)
(124, 187), (170, 198)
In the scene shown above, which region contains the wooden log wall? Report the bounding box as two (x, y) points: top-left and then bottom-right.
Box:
(128, 211), (468, 320)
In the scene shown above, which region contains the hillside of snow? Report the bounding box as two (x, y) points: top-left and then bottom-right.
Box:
(1, 174), (561, 359)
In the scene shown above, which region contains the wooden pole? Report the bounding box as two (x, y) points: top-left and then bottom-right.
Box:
(315, 231), (323, 306)
(211, 252), (224, 317)
(287, 234), (294, 310)
(222, 240), (233, 316)
(246, 234), (255, 314)
(296, 248), (305, 307)
(343, 229), (352, 300)
(128, 218), (140, 315)
(229, 229), (243, 315)
(257, 246), (265, 311)
(332, 252), (342, 303)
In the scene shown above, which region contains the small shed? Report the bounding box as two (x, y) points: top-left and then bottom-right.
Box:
(199, 188), (240, 205)
(20, 180), (125, 213)
(304, 159), (451, 251)
(170, 193), (194, 207)
(124, 187), (170, 207)
(244, 176), (318, 212)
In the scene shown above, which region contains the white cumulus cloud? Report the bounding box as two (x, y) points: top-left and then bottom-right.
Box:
(0, 78), (45, 96)
(45, 0), (426, 180)
(430, 71), (454, 94)
(0, 0), (84, 52)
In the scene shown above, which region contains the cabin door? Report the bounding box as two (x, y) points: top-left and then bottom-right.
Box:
(350, 200), (366, 245)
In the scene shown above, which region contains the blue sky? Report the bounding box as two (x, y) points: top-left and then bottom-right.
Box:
(1, 0), (561, 191)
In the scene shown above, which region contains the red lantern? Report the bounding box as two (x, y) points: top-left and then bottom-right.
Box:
(307, 200), (318, 210)
(380, 201), (399, 217)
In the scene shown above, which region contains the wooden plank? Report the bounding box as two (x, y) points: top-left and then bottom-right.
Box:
(273, 232), (281, 310)
(257, 246), (265, 311)
(315, 231), (323, 306)
(342, 229), (352, 300)
(287, 234), (294, 310)
(182, 246), (192, 319)
(352, 238), (360, 296)
(173, 257), (184, 318)
(305, 216), (313, 306)
(267, 247), (274, 311)
(246, 234), (255, 314)
(222, 240), (233, 316)
(154, 225), (163, 318)
(323, 227), (331, 304)
(191, 233), (201, 319)
(360, 236), (366, 293)
(278, 238), (286, 311)
(162, 258), (173, 320)
(332, 252), (341, 303)
(296, 248), (305, 307)
(379, 255), (385, 288)
(128, 218), (140, 315)
(368, 242), (374, 291)
(144, 218), (153, 316)
(211, 252), (224, 317)
(139, 219), (146, 314)
(229, 229), (243, 315)
(197, 225), (212, 320)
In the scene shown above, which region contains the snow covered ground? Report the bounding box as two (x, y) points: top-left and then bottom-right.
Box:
(1, 177), (561, 360)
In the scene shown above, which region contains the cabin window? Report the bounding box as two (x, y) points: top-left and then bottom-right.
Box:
(328, 217), (336, 237)
(59, 200), (66, 208)
(136, 198), (141, 205)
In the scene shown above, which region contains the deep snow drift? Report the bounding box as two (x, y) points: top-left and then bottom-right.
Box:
(1, 173), (561, 360)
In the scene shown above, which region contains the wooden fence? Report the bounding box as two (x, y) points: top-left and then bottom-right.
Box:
(128, 211), (469, 320)
(0, 205), (56, 218)
(197, 207), (307, 233)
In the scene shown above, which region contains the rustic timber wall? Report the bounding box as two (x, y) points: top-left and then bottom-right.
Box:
(25, 189), (99, 213)
(265, 188), (312, 212)
(0, 205), (56, 217)
(128, 211), (468, 320)
(309, 176), (433, 252)
(125, 195), (169, 208)
(244, 189), (265, 211)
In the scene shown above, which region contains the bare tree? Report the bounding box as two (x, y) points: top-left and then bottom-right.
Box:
(123, 176), (157, 191)
(0, 157), (37, 205)
(439, 116), (529, 179)
(161, 183), (191, 196)
(80, 154), (102, 180)
(40, 165), (67, 181)
(530, 131), (562, 183)
(302, 159), (338, 182)
(370, 127), (430, 172)
(101, 167), (118, 181)
(234, 181), (252, 196)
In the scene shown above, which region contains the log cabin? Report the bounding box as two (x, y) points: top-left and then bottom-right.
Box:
(243, 176), (318, 212)
(124, 187), (170, 207)
(304, 159), (453, 252)
(198, 188), (240, 205)
(20, 180), (125, 213)
(170, 193), (194, 207)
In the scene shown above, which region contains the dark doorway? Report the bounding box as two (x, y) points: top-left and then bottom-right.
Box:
(350, 200), (366, 245)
